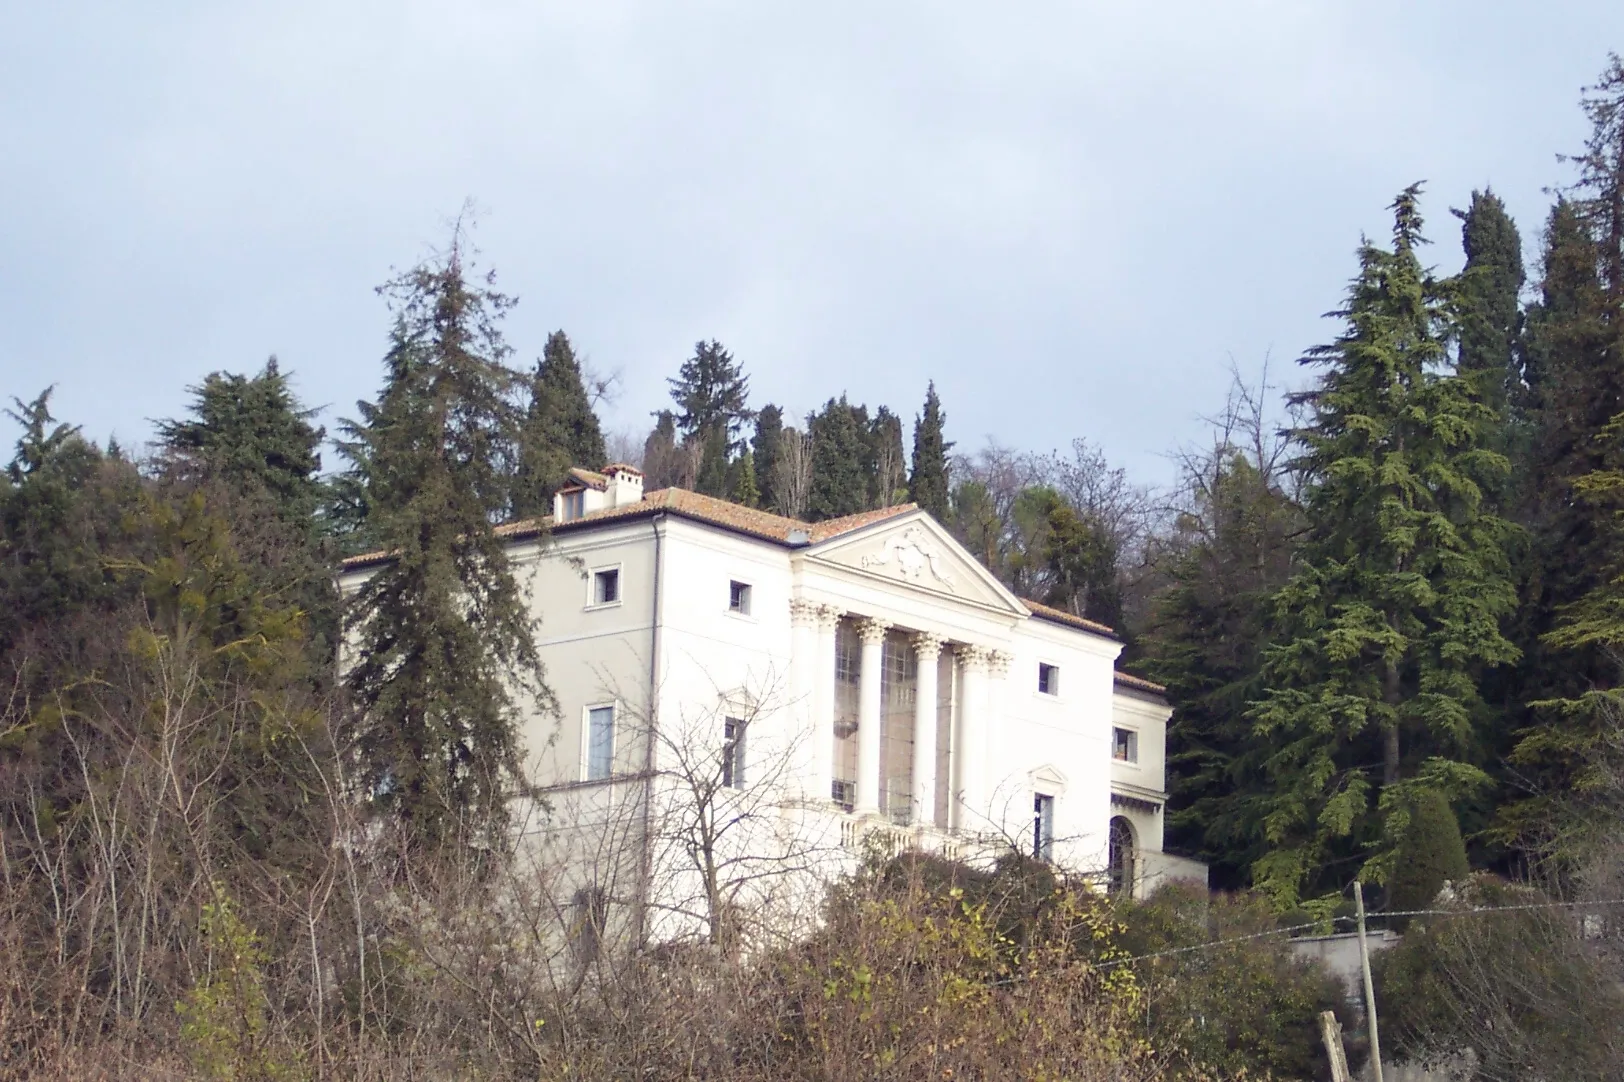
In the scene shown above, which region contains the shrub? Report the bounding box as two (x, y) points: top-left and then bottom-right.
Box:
(1387, 790), (1470, 921)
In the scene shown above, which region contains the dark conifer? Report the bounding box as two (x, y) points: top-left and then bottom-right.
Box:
(909, 382), (952, 522)
(867, 406), (906, 509)
(514, 330), (606, 518)
(338, 233), (547, 854)
(752, 404), (784, 511)
(807, 396), (868, 521)
(1248, 188), (1519, 908)
(1453, 190), (1526, 421)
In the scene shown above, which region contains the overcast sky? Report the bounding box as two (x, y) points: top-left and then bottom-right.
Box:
(2, 2), (1620, 488)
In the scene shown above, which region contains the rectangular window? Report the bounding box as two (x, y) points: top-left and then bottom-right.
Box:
(729, 580), (752, 615)
(562, 490), (585, 521)
(1034, 793), (1055, 862)
(587, 705), (615, 779)
(592, 567), (620, 606)
(722, 717), (746, 789)
(1112, 726), (1138, 764)
(1038, 663), (1059, 696)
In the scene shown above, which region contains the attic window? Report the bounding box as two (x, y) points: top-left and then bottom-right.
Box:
(1038, 663), (1059, 696)
(729, 580), (752, 615)
(592, 568), (620, 606)
(562, 490), (585, 521)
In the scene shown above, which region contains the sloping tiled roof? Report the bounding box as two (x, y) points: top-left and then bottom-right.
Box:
(563, 467), (609, 491)
(1020, 598), (1119, 640)
(342, 489), (918, 570)
(1114, 671), (1168, 696)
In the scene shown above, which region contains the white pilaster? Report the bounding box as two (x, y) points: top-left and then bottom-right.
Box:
(986, 649), (1013, 824)
(954, 645), (991, 831)
(811, 604), (842, 804)
(855, 617), (892, 815)
(911, 632), (944, 827)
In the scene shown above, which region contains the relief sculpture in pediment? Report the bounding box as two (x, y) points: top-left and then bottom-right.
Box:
(859, 525), (957, 593)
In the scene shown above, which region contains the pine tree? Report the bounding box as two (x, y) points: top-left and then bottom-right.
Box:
(1247, 187), (1519, 909)
(909, 382), (952, 521)
(338, 234), (547, 853)
(514, 330), (606, 518)
(752, 404), (784, 512)
(730, 452), (760, 508)
(156, 358), (326, 526)
(807, 396), (868, 521)
(1453, 190), (1526, 424)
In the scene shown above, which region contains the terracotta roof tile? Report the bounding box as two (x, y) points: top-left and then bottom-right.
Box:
(1114, 671), (1168, 696)
(566, 467), (608, 490)
(341, 489), (917, 570)
(1020, 598), (1119, 640)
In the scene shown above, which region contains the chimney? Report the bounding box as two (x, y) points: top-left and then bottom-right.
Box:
(603, 464), (645, 509)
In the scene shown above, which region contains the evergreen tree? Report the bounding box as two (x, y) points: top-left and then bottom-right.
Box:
(514, 330), (606, 518)
(866, 406), (906, 509)
(338, 235), (547, 853)
(1145, 451), (1302, 890)
(642, 410), (684, 489)
(1247, 187), (1519, 909)
(1453, 190), (1526, 423)
(1041, 499), (1121, 629)
(730, 452), (760, 508)
(668, 339), (752, 497)
(807, 396), (868, 521)
(1501, 60), (1624, 859)
(909, 382), (951, 521)
(1387, 789), (1470, 921)
(752, 404), (784, 511)
(156, 358), (326, 526)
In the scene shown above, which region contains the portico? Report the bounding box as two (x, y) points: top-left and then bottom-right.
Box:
(790, 597), (1014, 833)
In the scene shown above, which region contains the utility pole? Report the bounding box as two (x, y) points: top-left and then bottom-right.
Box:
(1354, 881), (1384, 1082)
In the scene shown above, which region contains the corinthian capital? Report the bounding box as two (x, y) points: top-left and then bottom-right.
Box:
(911, 631), (945, 662)
(959, 644), (992, 672)
(856, 616), (893, 645)
(988, 649), (1013, 678)
(789, 598), (818, 627)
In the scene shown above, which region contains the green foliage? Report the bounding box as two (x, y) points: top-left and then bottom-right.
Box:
(338, 232), (548, 853)
(156, 358), (326, 527)
(514, 330), (606, 517)
(1375, 874), (1624, 1078)
(730, 450), (760, 508)
(1145, 450), (1301, 888)
(751, 404), (784, 511)
(177, 889), (295, 1081)
(668, 339), (752, 498)
(1248, 186), (1519, 907)
(807, 396), (868, 520)
(1386, 789), (1470, 919)
(907, 381), (952, 522)
(1113, 884), (1351, 1080)
(1453, 190), (1526, 423)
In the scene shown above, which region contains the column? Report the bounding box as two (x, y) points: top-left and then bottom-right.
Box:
(854, 617), (892, 815)
(788, 599), (818, 800)
(910, 632), (944, 828)
(811, 604), (842, 804)
(953, 645), (990, 830)
(986, 649), (1013, 824)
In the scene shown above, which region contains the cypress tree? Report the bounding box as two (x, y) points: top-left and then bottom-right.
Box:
(1453, 190), (1526, 423)
(807, 396), (868, 521)
(338, 235), (547, 854)
(730, 452), (760, 508)
(1247, 187), (1519, 908)
(909, 382), (952, 522)
(1501, 60), (1624, 859)
(752, 404), (784, 511)
(514, 330), (606, 518)
(1387, 789), (1470, 921)
(642, 410), (683, 490)
(867, 406), (906, 509)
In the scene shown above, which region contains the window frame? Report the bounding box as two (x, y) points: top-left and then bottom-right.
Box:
(1111, 726), (1139, 764)
(727, 579), (753, 617)
(722, 716), (747, 789)
(1037, 662), (1060, 696)
(587, 564), (623, 609)
(561, 489), (585, 522)
(584, 702), (616, 780)
(1033, 792), (1056, 862)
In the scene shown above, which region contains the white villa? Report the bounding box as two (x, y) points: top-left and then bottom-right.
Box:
(341, 463), (1204, 944)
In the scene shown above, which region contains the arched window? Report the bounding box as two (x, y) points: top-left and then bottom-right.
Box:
(1108, 816), (1136, 897)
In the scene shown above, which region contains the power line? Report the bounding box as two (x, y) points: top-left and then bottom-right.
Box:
(1096, 896), (1624, 971)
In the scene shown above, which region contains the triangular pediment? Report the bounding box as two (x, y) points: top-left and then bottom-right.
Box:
(802, 511), (1026, 615)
